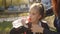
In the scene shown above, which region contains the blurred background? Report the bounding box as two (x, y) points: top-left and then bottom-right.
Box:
(0, 0), (55, 34)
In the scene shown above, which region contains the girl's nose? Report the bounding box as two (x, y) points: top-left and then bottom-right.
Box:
(29, 14), (32, 17)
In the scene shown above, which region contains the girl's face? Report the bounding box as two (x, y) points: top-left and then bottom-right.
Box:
(29, 8), (41, 23)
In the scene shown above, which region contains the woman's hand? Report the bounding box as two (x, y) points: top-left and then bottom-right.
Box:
(21, 17), (28, 25)
(31, 24), (44, 33)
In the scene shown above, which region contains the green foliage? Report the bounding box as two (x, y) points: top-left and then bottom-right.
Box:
(0, 21), (12, 34)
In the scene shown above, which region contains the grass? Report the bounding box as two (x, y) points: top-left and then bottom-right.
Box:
(0, 12), (29, 34)
(0, 21), (12, 34)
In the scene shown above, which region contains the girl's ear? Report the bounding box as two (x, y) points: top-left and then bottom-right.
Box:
(38, 15), (42, 20)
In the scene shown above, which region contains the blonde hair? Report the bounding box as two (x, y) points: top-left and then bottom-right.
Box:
(30, 3), (45, 19)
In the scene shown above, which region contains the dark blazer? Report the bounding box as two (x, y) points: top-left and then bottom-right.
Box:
(10, 21), (49, 34)
(54, 17), (60, 32)
(25, 21), (49, 34)
(43, 17), (60, 34)
(10, 26), (27, 34)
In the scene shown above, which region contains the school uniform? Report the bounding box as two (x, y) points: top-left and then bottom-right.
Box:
(10, 19), (49, 34)
(25, 20), (49, 34)
(10, 18), (28, 34)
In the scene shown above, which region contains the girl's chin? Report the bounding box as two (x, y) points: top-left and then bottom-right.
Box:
(30, 21), (34, 23)
(30, 20), (35, 23)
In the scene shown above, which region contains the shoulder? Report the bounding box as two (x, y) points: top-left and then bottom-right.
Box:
(41, 20), (49, 29)
(41, 20), (48, 24)
(41, 20), (48, 26)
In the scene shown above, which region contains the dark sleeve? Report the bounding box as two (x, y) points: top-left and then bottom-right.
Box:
(44, 23), (49, 30)
(43, 23), (60, 34)
(26, 30), (33, 34)
(41, 22), (60, 34)
(10, 28), (16, 34)
(43, 28), (60, 34)
(41, 22), (49, 30)
(10, 26), (29, 34)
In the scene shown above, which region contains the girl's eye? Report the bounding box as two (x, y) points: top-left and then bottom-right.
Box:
(29, 12), (35, 15)
(32, 13), (35, 15)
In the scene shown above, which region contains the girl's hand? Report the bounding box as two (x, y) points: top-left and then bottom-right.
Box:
(21, 18), (26, 25)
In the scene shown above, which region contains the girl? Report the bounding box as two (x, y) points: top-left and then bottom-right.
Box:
(10, 3), (49, 34)
(25, 3), (49, 34)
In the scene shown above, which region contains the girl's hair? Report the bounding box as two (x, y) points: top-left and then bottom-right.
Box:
(30, 3), (45, 19)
